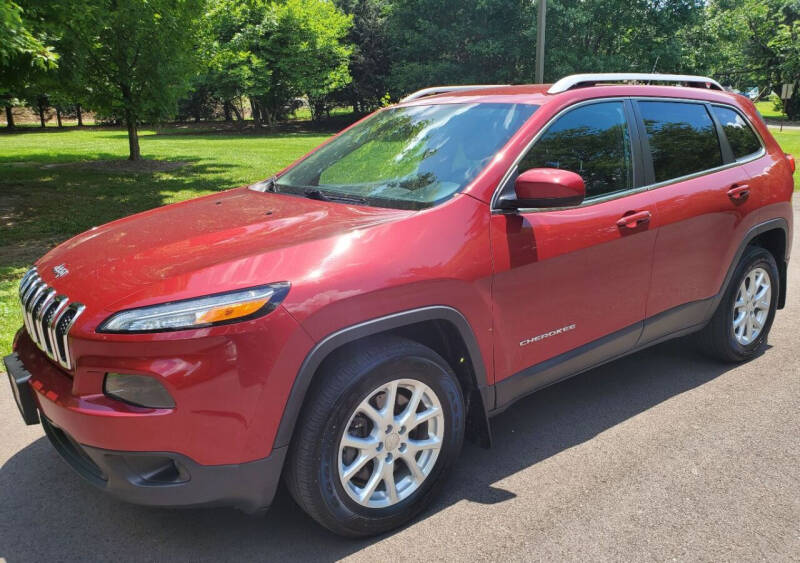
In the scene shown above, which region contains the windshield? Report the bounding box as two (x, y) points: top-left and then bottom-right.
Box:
(276, 103), (538, 209)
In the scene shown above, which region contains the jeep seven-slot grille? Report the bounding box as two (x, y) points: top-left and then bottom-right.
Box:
(18, 267), (85, 371)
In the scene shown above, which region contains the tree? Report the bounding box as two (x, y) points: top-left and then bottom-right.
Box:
(48, 0), (203, 159)
(206, 0), (352, 126)
(386, 0), (535, 96)
(335, 0), (391, 112)
(384, 0), (705, 97)
(692, 0), (799, 118)
(0, 0), (57, 66)
(0, 0), (58, 128)
(543, 0), (705, 80)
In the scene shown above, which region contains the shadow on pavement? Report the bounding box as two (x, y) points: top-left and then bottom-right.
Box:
(0, 338), (740, 561)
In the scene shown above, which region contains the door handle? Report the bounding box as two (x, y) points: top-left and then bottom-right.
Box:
(616, 210), (652, 229)
(728, 184), (750, 201)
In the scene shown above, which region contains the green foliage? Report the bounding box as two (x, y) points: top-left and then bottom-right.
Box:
(386, 0), (535, 93)
(63, 0), (203, 120)
(334, 0), (391, 112)
(691, 0), (799, 117)
(384, 0), (705, 97)
(28, 0), (205, 156)
(205, 0), (352, 124)
(544, 0), (704, 79)
(0, 0), (57, 67)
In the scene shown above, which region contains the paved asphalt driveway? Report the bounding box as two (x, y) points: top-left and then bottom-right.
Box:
(1, 199), (798, 562)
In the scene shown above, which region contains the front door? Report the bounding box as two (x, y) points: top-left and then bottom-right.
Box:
(490, 100), (658, 407)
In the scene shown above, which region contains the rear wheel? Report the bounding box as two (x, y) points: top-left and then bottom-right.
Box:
(284, 336), (465, 537)
(702, 246), (779, 362)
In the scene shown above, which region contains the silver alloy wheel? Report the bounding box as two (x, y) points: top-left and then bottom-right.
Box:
(733, 266), (772, 345)
(338, 378), (445, 509)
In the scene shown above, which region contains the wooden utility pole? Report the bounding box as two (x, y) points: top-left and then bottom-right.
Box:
(535, 0), (546, 84)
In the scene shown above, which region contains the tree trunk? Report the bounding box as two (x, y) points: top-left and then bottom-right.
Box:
(250, 98), (261, 128)
(38, 106), (46, 128)
(56, 108), (63, 128)
(121, 83), (140, 160)
(4, 105), (14, 129)
(223, 101), (232, 122)
(230, 104), (244, 129)
(127, 118), (141, 161)
(76, 104), (83, 127)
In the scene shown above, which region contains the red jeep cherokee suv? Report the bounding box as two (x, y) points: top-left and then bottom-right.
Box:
(5, 73), (794, 537)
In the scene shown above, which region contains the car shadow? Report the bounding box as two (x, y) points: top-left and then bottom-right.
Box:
(0, 337), (744, 561)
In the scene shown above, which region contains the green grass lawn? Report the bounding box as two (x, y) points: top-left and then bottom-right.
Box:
(774, 129), (800, 186)
(0, 126), (798, 357)
(756, 100), (788, 120)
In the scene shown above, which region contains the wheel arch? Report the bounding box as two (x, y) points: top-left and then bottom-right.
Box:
(747, 224), (788, 309)
(707, 219), (788, 314)
(274, 306), (494, 451)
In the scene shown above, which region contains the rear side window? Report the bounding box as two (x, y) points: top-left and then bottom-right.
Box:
(518, 101), (633, 198)
(638, 101), (723, 183)
(711, 106), (762, 159)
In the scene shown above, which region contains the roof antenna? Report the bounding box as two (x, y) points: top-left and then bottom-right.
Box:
(651, 56), (660, 73)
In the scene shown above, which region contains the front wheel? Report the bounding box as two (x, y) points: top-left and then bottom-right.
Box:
(284, 336), (465, 537)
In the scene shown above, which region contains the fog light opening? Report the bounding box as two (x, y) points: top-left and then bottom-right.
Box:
(103, 373), (175, 409)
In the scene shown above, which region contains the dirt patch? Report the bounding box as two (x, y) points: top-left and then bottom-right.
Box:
(41, 159), (189, 173)
(0, 241), (58, 272)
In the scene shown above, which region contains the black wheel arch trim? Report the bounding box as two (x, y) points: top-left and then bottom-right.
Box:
(712, 218), (789, 313)
(273, 305), (492, 449)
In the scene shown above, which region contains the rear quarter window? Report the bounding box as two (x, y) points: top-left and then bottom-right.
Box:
(638, 101), (723, 183)
(711, 105), (762, 160)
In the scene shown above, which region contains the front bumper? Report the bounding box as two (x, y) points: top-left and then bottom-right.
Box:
(5, 349), (287, 512)
(41, 413), (286, 512)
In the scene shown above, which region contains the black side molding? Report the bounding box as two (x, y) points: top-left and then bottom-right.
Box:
(273, 305), (491, 449)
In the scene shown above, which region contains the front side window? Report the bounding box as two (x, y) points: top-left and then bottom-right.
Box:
(711, 105), (762, 160)
(518, 101), (633, 199)
(276, 103), (537, 209)
(638, 101), (723, 183)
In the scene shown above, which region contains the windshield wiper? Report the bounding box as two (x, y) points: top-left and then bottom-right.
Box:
(249, 175), (278, 193)
(303, 188), (368, 205)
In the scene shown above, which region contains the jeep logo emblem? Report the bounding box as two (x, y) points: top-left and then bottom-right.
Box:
(52, 264), (69, 278)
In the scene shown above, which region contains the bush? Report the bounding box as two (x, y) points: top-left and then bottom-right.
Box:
(771, 93), (784, 114)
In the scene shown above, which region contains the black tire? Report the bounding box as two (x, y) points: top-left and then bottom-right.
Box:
(284, 335), (465, 537)
(701, 245), (779, 362)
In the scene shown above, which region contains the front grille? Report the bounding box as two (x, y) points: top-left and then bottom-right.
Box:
(18, 267), (85, 371)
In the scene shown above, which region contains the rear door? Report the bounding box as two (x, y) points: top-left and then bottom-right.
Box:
(634, 99), (762, 343)
(491, 99), (659, 406)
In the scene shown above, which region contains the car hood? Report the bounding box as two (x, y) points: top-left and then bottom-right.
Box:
(36, 187), (413, 318)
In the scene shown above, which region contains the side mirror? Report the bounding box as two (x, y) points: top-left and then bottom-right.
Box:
(511, 168), (585, 208)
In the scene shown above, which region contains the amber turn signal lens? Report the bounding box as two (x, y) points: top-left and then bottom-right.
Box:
(196, 298), (271, 324)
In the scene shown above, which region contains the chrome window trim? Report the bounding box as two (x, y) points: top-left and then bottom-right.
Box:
(490, 96), (766, 213)
(709, 103), (767, 162)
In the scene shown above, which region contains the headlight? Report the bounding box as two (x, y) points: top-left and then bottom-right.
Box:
(97, 283), (290, 333)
